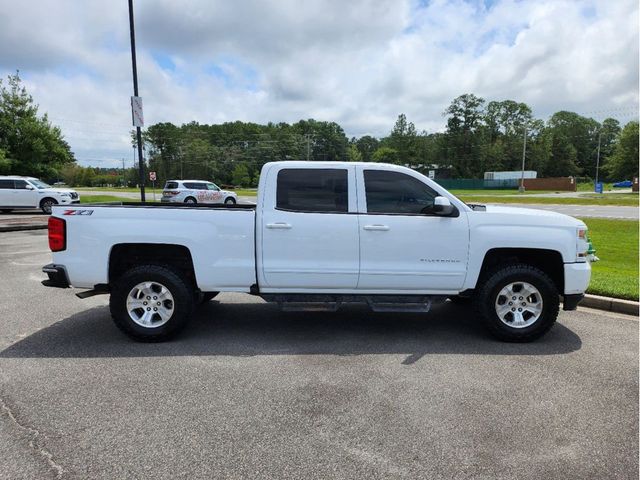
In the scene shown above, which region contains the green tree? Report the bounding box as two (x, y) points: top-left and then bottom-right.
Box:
(346, 144), (362, 162)
(231, 163), (251, 186)
(372, 146), (399, 163)
(0, 72), (74, 178)
(603, 121), (639, 180)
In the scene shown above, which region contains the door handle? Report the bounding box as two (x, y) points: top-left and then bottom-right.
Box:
(266, 222), (292, 230)
(363, 224), (390, 231)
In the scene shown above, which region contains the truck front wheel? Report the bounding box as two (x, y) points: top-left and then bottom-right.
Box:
(474, 263), (559, 342)
(109, 265), (195, 342)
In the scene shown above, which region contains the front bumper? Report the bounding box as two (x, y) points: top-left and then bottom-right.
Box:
(563, 294), (584, 311)
(42, 263), (70, 288)
(564, 262), (591, 295)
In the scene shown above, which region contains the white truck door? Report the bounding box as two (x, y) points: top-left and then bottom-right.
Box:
(356, 167), (469, 292)
(259, 165), (360, 290)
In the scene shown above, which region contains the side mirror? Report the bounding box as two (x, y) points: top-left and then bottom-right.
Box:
(25, 185), (35, 190)
(433, 196), (454, 216)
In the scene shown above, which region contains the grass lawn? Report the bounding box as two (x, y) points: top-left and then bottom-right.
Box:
(457, 195), (638, 206)
(579, 218), (638, 301)
(76, 187), (141, 193)
(80, 195), (140, 203)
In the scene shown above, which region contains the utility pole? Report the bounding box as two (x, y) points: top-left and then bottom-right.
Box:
(594, 131), (602, 192)
(122, 158), (126, 187)
(305, 134), (311, 161)
(519, 124), (527, 193)
(128, 0), (145, 201)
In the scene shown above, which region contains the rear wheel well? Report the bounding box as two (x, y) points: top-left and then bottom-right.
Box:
(478, 248), (564, 293)
(109, 243), (196, 288)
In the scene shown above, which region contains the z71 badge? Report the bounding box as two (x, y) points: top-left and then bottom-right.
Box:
(62, 209), (94, 216)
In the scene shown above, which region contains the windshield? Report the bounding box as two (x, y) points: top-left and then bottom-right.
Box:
(29, 179), (52, 189)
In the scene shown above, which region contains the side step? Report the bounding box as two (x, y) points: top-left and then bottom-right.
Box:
(262, 294), (446, 313)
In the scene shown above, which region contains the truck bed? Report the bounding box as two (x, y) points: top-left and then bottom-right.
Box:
(51, 202), (257, 291)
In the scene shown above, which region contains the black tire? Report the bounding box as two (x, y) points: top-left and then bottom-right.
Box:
(0, 209), (11, 214)
(184, 197), (197, 204)
(109, 265), (195, 342)
(224, 197), (236, 205)
(200, 292), (220, 303)
(40, 198), (57, 214)
(474, 263), (559, 342)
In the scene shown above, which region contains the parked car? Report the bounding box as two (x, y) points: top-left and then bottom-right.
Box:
(0, 176), (80, 214)
(161, 180), (237, 205)
(42, 161), (592, 343)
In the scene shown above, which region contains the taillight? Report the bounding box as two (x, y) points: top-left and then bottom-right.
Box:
(163, 190), (178, 196)
(48, 217), (66, 252)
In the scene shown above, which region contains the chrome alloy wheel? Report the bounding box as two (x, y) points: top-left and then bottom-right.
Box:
(126, 281), (174, 328)
(494, 281), (543, 329)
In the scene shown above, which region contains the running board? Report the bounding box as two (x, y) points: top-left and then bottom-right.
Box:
(262, 294), (446, 313)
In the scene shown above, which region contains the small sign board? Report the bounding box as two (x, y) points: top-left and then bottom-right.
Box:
(131, 96), (144, 127)
(149, 171), (156, 181)
(428, 170), (435, 179)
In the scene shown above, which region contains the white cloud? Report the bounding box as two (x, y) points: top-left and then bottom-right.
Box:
(0, 0), (637, 167)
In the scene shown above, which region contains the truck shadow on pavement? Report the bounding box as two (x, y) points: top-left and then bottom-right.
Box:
(0, 300), (582, 363)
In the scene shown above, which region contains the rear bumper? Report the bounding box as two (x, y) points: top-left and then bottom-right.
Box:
(41, 263), (70, 288)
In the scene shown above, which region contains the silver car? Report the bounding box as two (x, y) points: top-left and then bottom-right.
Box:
(161, 180), (238, 205)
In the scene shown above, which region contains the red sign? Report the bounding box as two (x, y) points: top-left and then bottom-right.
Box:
(149, 171), (156, 181)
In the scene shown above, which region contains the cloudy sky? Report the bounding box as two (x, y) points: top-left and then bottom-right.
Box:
(0, 0), (638, 167)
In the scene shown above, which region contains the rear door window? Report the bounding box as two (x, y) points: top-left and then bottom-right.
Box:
(276, 168), (348, 213)
(184, 182), (206, 190)
(0, 180), (14, 189)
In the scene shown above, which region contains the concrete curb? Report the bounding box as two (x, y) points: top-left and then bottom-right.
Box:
(582, 294), (639, 316)
(0, 224), (48, 233)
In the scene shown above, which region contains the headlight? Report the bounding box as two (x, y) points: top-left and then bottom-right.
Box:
(576, 227), (588, 261)
(60, 193), (70, 197)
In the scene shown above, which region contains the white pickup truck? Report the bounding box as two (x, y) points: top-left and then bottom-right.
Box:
(42, 161), (591, 342)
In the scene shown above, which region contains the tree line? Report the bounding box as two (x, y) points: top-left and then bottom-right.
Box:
(0, 73), (636, 188)
(140, 93), (638, 187)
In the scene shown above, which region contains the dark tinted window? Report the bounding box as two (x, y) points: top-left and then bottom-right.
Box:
(165, 182), (179, 189)
(364, 170), (438, 214)
(277, 169), (348, 213)
(14, 180), (29, 189)
(184, 182), (206, 190)
(0, 180), (14, 189)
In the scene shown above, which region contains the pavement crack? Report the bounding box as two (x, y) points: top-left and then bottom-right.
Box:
(0, 395), (64, 479)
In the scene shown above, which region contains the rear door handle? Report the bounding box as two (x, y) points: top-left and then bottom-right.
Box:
(266, 222), (292, 230)
(363, 224), (390, 231)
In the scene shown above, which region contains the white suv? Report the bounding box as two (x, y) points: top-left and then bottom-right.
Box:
(0, 176), (80, 214)
(161, 180), (238, 205)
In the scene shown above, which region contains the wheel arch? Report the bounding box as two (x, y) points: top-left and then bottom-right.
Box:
(474, 248), (564, 294)
(40, 197), (58, 207)
(108, 243), (197, 288)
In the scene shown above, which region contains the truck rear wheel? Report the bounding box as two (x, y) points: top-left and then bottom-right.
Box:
(474, 263), (559, 342)
(109, 265), (195, 342)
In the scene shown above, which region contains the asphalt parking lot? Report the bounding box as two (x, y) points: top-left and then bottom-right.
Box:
(0, 230), (638, 479)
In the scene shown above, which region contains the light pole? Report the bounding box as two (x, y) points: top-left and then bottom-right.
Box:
(594, 131), (602, 192)
(518, 124), (527, 193)
(128, 0), (145, 201)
